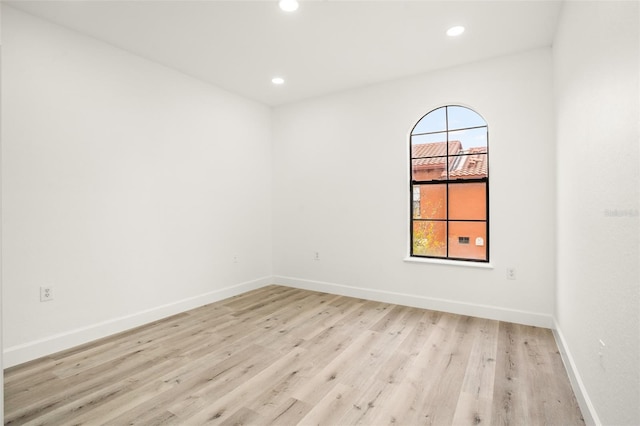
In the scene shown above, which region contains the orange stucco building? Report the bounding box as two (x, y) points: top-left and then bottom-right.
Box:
(411, 141), (488, 260)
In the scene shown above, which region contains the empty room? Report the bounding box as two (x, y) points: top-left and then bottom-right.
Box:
(1, 0), (638, 425)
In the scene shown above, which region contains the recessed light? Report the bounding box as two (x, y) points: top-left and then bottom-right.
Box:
(446, 26), (465, 37)
(272, 77), (285, 85)
(279, 0), (299, 12)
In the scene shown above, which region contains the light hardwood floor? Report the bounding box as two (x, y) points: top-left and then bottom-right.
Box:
(5, 285), (584, 425)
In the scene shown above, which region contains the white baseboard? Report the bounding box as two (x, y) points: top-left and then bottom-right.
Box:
(5, 275), (555, 368)
(274, 275), (554, 328)
(552, 321), (600, 426)
(3, 276), (272, 368)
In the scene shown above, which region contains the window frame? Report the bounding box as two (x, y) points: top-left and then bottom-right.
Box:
(409, 105), (490, 263)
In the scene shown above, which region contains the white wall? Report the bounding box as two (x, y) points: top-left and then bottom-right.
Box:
(273, 48), (556, 326)
(553, 2), (640, 425)
(0, 2), (4, 418)
(1, 7), (273, 367)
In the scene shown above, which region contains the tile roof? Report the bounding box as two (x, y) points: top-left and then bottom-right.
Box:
(411, 141), (462, 167)
(447, 147), (488, 178)
(412, 142), (487, 179)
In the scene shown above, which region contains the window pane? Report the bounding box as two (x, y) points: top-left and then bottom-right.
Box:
(412, 107), (446, 135)
(412, 220), (446, 257)
(447, 105), (486, 130)
(412, 158), (447, 181)
(412, 185), (421, 218)
(448, 127), (487, 151)
(412, 137), (456, 182)
(413, 184), (446, 219)
(448, 153), (488, 180)
(411, 132), (448, 150)
(449, 182), (486, 220)
(448, 221), (487, 260)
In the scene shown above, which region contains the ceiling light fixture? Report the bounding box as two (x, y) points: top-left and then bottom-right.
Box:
(446, 26), (465, 37)
(272, 77), (285, 85)
(279, 0), (299, 12)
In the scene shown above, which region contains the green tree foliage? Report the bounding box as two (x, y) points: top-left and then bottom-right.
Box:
(413, 197), (445, 256)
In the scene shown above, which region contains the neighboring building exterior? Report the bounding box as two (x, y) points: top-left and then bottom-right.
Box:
(411, 141), (488, 260)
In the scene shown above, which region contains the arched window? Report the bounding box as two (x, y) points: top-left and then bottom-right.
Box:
(410, 105), (489, 262)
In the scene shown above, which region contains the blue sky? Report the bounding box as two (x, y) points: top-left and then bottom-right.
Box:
(411, 106), (487, 150)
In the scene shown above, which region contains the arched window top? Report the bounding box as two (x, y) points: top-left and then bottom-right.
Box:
(412, 105), (486, 135)
(411, 105), (488, 155)
(409, 105), (489, 262)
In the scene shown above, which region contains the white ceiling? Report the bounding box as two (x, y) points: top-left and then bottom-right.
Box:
(6, 0), (563, 106)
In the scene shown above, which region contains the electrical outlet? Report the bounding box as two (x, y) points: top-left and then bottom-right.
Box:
(40, 286), (54, 302)
(506, 268), (516, 280)
(314, 251), (320, 261)
(598, 339), (606, 368)
(233, 255), (239, 264)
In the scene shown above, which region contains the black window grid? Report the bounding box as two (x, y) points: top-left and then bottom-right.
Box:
(409, 105), (489, 263)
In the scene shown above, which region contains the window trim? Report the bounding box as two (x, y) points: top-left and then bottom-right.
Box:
(408, 104), (490, 263)
(403, 256), (494, 269)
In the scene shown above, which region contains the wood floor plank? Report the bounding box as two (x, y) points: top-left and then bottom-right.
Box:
(450, 317), (499, 426)
(220, 406), (265, 426)
(491, 322), (533, 425)
(296, 382), (356, 425)
(4, 285), (584, 425)
(336, 378), (399, 425)
(265, 397), (312, 425)
(370, 312), (462, 425)
(174, 347), (306, 424)
(411, 315), (478, 425)
(291, 330), (382, 406)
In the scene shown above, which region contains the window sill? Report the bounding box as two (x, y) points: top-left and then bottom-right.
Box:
(403, 256), (494, 269)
